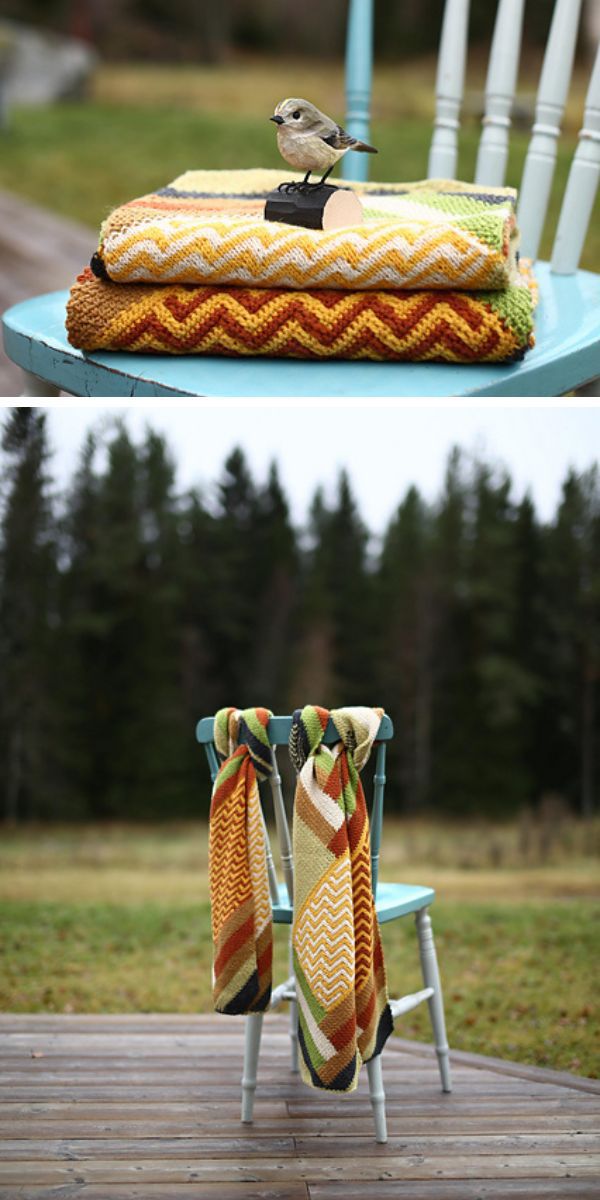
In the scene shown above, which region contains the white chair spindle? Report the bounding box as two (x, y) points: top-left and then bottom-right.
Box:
(518, 0), (584, 261)
(551, 43), (600, 275)
(475, 0), (525, 186)
(428, 0), (470, 179)
(269, 747), (294, 904)
(261, 809), (280, 906)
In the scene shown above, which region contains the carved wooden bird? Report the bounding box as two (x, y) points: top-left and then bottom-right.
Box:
(269, 97), (378, 186)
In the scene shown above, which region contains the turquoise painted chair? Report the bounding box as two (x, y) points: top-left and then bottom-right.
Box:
(196, 712), (452, 1144)
(2, 0), (599, 396)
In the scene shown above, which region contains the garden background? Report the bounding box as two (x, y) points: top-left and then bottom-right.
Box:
(0, 406), (598, 1078)
(0, 0), (599, 1081)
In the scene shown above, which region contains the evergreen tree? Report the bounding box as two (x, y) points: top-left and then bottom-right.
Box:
(250, 462), (298, 708)
(428, 448), (474, 813)
(513, 493), (546, 804)
(429, 452), (538, 815)
(377, 485), (434, 808)
(56, 429), (106, 817)
(0, 413), (597, 823)
(210, 447), (260, 704)
(543, 467), (600, 815)
(292, 471), (375, 706)
(0, 409), (56, 822)
(467, 462), (538, 812)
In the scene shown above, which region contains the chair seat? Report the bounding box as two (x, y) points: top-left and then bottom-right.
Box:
(2, 262), (599, 397)
(272, 880), (435, 924)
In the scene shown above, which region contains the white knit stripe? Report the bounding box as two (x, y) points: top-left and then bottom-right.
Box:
(108, 235), (492, 278)
(104, 226), (512, 289)
(299, 758), (345, 832)
(295, 976), (338, 1062)
(294, 853), (355, 1006)
(105, 216), (504, 259)
(104, 215), (505, 259)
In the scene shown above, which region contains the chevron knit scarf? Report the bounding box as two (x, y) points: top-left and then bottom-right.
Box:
(289, 705), (394, 1092)
(65, 168), (536, 364)
(209, 707), (273, 1014)
(66, 263), (535, 363)
(91, 169), (520, 291)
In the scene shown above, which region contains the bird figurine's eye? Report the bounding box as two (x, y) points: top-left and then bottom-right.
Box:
(292, 110), (301, 119)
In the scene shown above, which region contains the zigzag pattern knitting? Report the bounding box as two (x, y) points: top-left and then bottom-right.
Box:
(209, 707), (273, 1014)
(290, 705), (394, 1092)
(66, 266), (536, 363)
(92, 168), (520, 291)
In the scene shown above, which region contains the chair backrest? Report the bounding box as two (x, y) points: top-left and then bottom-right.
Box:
(340, 0), (600, 273)
(196, 712), (394, 900)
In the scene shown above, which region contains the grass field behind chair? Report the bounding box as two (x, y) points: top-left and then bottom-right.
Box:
(1, 818), (598, 1078)
(0, 55), (598, 271)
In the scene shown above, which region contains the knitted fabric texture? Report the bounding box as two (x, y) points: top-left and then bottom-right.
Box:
(209, 707), (273, 1015)
(92, 168), (520, 291)
(66, 265), (536, 363)
(289, 705), (393, 1092)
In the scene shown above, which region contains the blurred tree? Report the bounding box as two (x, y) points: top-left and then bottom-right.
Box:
(0, 414), (597, 821)
(0, 408), (56, 823)
(427, 452), (538, 815)
(291, 470), (375, 707)
(250, 461), (298, 707)
(1, 0), (572, 60)
(543, 467), (600, 816)
(376, 485), (434, 809)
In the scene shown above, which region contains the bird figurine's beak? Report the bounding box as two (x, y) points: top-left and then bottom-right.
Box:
(270, 114), (284, 124)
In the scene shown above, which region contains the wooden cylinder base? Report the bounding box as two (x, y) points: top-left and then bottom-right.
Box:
(264, 183), (363, 231)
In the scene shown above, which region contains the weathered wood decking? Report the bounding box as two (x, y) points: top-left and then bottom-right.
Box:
(0, 189), (95, 396)
(0, 1013), (599, 1199)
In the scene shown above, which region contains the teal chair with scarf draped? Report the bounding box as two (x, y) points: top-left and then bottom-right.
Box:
(2, 0), (599, 395)
(197, 711), (452, 1144)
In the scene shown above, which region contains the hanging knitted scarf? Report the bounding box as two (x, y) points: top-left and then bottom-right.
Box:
(289, 704), (394, 1092)
(209, 706), (273, 1014)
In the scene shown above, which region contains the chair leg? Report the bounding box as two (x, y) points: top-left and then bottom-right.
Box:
(367, 1054), (387, 1143)
(241, 1012), (264, 1123)
(415, 907), (452, 1093)
(289, 934), (299, 1073)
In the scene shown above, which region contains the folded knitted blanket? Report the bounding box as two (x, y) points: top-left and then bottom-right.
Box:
(92, 168), (520, 292)
(209, 707), (274, 1014)
(289, 705), (393, 1092)
(66, 264), (536, 363)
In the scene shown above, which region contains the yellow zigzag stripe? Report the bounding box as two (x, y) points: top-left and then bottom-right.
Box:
(106, 291), (520, 362)
(295, 856), (355, 1006)
(246, 775), (271, 937)
(209, 774), (252, 937)
(103, 219), (508, 290)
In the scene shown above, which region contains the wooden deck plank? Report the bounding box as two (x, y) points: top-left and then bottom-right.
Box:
(0, 1132), (597, 1158)
(0, 189), (95, 396)
(392, 1041), (600, 1096)
(0, 1154), (598, 1184)
(3, 1114), (598, 1137)
(4, 1087), (596, 1111)
(0, 1015), (597, 1197)
(2, 1068), (581, 1096)
(307, 1186), (600, 1200)
(0, 1186), (595, 1200)
(0, 1187), (309, 1200)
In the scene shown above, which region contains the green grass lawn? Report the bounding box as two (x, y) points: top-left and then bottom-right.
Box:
(1, 820), (598, 1078)
(0, 55), (598, 271)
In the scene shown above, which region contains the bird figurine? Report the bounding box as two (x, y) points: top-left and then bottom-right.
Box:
(269, 97), (378, 189)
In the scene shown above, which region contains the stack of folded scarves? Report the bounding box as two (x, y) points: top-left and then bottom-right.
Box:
(66, 168), (536, 364)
